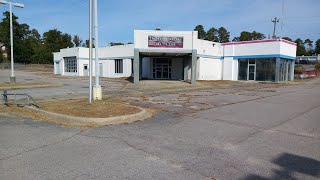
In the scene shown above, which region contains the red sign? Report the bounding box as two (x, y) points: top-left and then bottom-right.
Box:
(148, 36), (183, 48)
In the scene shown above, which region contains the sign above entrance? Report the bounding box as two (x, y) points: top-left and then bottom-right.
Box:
(148, 36), (183, 48)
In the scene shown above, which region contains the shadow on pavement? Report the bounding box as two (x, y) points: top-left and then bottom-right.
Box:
(242, 153), (320, 180)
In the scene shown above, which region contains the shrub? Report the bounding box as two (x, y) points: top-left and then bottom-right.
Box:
(294, 64), (305, 74)
(315, 64), (320, 71)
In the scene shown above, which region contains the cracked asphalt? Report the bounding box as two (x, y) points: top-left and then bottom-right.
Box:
(0, 70), (320, 180)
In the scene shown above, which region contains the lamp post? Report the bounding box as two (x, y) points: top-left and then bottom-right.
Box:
(89, 0), (93, 103)
(93, 0), (102, 100)
(0, 0), (24, 83)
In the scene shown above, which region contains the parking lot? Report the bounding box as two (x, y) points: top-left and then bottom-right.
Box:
(0, 69), (319, 180)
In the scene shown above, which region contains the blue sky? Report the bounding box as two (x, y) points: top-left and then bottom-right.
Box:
(1, 0), (319, 46)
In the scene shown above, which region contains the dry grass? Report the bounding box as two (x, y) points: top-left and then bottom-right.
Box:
(0, 82), (63, 90)
(197, 80), (239, 85)
(0, 98), (145, 127)
(39, 98), (141, 118)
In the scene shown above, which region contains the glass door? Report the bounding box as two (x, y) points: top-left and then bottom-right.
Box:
(248, 65), (256, 80)
(153, 58), (172, 79)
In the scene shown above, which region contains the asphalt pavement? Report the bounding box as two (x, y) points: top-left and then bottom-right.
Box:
(0, 70), (319, 180)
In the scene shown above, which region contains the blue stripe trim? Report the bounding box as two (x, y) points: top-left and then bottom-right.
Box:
(223, 54), (296, 60)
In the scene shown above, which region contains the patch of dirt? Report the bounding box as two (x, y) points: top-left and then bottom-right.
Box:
(0, 82), (63, 90)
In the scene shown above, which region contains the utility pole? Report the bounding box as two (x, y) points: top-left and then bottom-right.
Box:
(271, 17), (279, 39)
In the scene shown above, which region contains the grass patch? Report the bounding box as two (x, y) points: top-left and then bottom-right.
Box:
(0, 98), (146, 127)
(39, 98), (141, 118)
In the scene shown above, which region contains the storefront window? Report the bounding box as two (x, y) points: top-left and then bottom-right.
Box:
(238, 58), (276, 81)
(238, 59), (248, 80)
(256, 58), (276, 81)
(288, 60), (292, 80)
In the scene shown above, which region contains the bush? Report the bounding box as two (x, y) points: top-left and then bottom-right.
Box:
(315, 64), (320, 71)
(294, 64), (305, 74)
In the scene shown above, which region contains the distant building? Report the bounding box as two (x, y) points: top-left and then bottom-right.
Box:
(296, 55), (320, 64)
(53, 30), (297, 83)
(0, 43), (7, 58)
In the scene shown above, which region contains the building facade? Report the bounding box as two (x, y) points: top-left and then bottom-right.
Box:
(53, 30), (297, 83)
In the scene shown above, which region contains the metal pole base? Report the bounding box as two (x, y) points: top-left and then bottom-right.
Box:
(10, 76), (16, 84)
(93, 86), (102, 100)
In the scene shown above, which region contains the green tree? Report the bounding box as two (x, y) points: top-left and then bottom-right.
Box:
(238, 31), (251, 41)
(295, 38), (307, 56)
(110, 42), (125, 46)
(232, 37), (240, 42)
(233, 31), (265, 41)
(282, 37), (293, 41)
(194, 25), (206, 39)
(0, 12), (43, 64)
(217, 27), (230, 43)
(0, 54), (4, 63)
(73, 35), (82, 47)
(83, 39), (95, 48)
(37, 29), (73, 64)
(304, 39), (313, 55)
(205, 27), (218, 41)
(250, 31), (266, 40)
(315, 39), (320, 55)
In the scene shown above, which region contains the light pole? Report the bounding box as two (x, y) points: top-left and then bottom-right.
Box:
(93, 0), (102, 100)
(89, 0), (93, 103)
(0, 0), (24, 83)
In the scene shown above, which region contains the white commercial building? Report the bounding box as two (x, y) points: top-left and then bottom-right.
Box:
(53, 30), (297, 84)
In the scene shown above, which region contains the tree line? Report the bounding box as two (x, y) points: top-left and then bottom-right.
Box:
(194, 24), (320, 56)
(0, 11), (319, 64)
(0, 12), (127, 64)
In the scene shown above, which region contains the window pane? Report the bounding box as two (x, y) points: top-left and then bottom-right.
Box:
(64, 56), (77, 73)
(238, 59), (248, 80)
(256, 58), (275, 81)
(115, 59), (123, 74)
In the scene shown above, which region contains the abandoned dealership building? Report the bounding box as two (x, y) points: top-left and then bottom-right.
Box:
(53, 30), (297, 84)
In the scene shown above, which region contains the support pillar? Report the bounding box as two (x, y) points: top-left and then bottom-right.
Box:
(191, 50), (197, 84)
(275, 57), (281, 82)
(290, 60), (295, 81)
(133, 49), (140, 84)
(183, 57), (189, 81)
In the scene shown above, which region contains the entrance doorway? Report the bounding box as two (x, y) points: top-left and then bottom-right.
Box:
(83, 64), (89, 76)
(55, 62), (60, 74)
(153, 58), (172, 79)
(248, 64), (256, 80)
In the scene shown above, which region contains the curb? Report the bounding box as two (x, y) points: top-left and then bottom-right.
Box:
(0, 82), (64, 90)
(25, 105), (153, 126)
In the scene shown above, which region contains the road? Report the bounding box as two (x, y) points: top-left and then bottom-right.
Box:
(0, 71), (319, 179)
